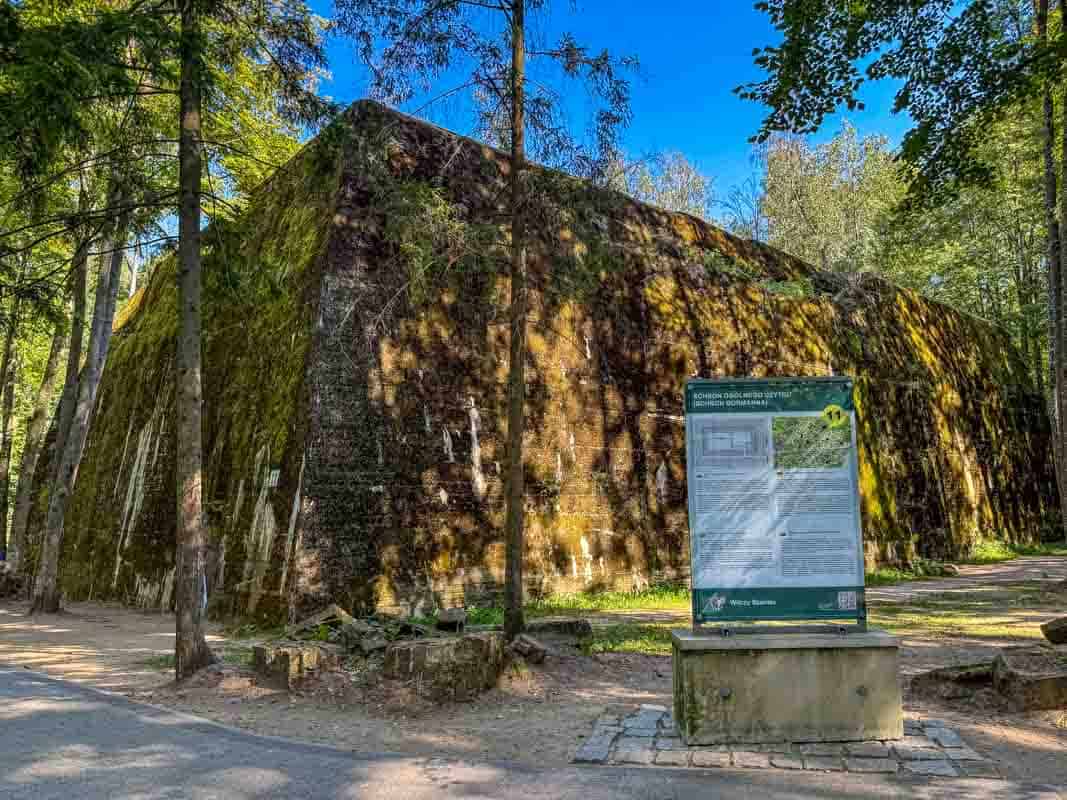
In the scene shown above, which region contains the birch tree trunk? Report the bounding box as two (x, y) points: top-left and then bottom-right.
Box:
(0, 290), (20, 558)
(8, 320), (67, 575)
(50, 235), (89, 492)
(31, 203), (130, 614)
(503, 0), (527, 641)
(0, 352), (19, 556)
(175, 0), (216, 679)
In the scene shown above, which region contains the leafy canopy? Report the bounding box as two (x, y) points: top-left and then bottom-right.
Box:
(737, 1), (1061, 202)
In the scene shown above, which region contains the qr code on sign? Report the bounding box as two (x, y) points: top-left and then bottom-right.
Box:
(837, 591), (857, 611)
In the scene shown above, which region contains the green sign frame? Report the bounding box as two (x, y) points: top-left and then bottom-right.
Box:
(684, 377), (866, 628)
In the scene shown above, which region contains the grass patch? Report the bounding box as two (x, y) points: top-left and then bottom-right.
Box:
(529, 583), (691, 615)
(142, 654), (176, 671)
(963, 539), (1067, 565)
(141, 645), (254, 672)
(582, 623), (675, 655)
(411, 583), (692, 629)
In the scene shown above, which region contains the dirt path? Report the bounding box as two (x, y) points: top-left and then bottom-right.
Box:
(0, 601), (228, 692)
(1, 557), (1065, 783)
(867, 556), (1067, 602)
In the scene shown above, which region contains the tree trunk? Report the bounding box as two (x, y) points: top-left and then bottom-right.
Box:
(175, 0), (216, 679)
(1036, 0), (1066, 542)
(31, 203), (130, 614)
(1060, 79), (1067, 545)
(8, 319), (68, 574)
(0, 291), (21, 558)
(50, 233), (89, 491)
(0, 351), (19, 557)
(503, 0), (527, 642)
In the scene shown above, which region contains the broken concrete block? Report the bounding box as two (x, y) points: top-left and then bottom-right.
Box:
(993, 645), (1067, 711)
(436, 608), (467, 633)
(337, 620), (376, 652)
(252, 642), (339, 690)
(253, 644), (304, 690)
(360, 636), (388, 655)
(1041, 617), (1067, 645)
(509, 634), (547, 664)
(384, 632), (505, 701)
(910, 662), (994, 700)
(285, 603), (355, 639)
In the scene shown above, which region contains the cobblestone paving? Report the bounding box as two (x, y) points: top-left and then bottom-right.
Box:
(573, 706), (999, 779)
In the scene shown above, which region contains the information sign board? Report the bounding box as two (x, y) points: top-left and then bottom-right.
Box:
(684, 377), (866, 626)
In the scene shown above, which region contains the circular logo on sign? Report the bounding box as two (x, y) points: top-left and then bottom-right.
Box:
(822, 403), (848, 429)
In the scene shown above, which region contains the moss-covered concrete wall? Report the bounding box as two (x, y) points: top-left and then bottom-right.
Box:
(45, 133), (341, 613)
(37, 101), (1059, 619)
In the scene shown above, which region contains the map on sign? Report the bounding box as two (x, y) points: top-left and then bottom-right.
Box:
(684, 377), (866, 626)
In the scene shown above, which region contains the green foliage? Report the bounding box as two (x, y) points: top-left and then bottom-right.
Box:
(606, 151), (714, 219)
(964, 537), (1067, 564)
(702, 250), (759, 281)
(761, 123), (902, 272)
(378, 180), (497, 308)
(0, 1), (174, 181)
(966, 537), (1019, 564)
(738, 1), (1051, 202)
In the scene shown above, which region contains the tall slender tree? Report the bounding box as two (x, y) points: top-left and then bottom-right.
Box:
(174, 0), (216, 677)
(7, 317), (68, 575)
(335, 0), (636, 639)
(33, 201), (131, 613)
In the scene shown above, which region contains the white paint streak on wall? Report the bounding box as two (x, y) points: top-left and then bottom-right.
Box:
(232, 479), (246, 528)
(423, 406), (432, 434)
(161, 566), (176, 610)
(631, 565), (649, 592)
(468, 397), (486, 500)
(279, 453), (307, 592)
(113, 418), (156, 590)
(114, 420), (135, 499)
(569, 432), (576, 462)
(656, 461), (669, 504)
(151, 412), (166, 468)
(579, 536), (593, 580)
(555, 452), (563, 484)
(570, 554), (579, 578)
(217, 532), (228, 592)
(443, 428), (454, 463)
(584, 335), (592, 360)
(241, 446), (270, 589)
(438, 487), (449, 505)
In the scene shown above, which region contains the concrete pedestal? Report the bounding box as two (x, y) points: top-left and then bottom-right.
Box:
(672, 629), (902, 745)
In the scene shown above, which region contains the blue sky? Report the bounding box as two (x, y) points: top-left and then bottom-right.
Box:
(310, 1), (912, 196)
